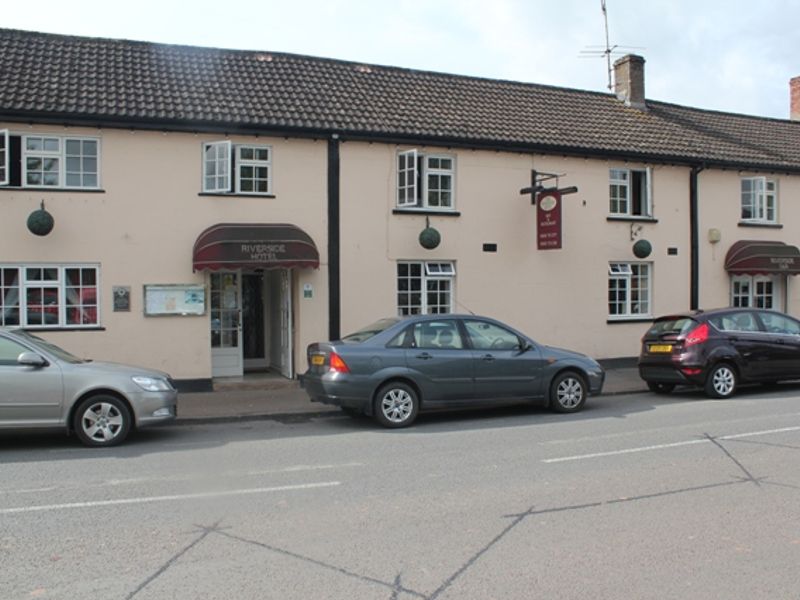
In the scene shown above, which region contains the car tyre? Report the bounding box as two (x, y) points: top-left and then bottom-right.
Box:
(704, 363), (737, 399)
(374, 382), (419, 428)
(73, 395), (132, 447)
(549, 371), (587, 413)
(647, 381), (675, 395)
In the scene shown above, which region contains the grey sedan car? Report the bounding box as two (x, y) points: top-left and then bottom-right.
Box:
(0, 328), (177, 447)
(301, 314), (605, 427)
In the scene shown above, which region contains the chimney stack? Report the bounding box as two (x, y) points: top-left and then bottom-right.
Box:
(614, 55), (646, 110)
(791, 76), (800, 121)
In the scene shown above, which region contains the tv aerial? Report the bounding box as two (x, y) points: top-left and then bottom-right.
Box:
(579, 0), (644, 90)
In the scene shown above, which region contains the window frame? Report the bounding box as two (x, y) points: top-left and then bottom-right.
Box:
(18, 134), (100, 189)
(740, 176), (777, 224)
(396, 149), (456, 211)
(0, 264), (101, 329)
(202, 140), (232, 193)
(397, 260), (456, 315)
(730, 274), (779, 310)
(608, 261), (652, 319)
(609, 167), (652, 218)
(235, 144), (272, 195)
(0, 129), (8, 186)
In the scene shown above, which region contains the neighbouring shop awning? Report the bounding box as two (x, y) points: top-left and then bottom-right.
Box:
(193, 223), (320, 271)
(724, 240), (800, 275)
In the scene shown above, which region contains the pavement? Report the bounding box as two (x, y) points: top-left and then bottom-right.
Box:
(176, 365), (647, 423)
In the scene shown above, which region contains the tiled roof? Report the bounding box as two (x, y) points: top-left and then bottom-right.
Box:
(2, 28), (800, 171)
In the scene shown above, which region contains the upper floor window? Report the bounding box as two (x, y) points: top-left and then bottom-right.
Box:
(0, 265), (99, 328)
(608, 262), (651, 318)
(609, 168), (651, 217)
(740, 177), (777, 224)
(0, 130), (7, 186)
(203, 141), (272, 195)
(397, 261), (455, 315)
(397, 149), (455, 210)
(0, 131), (99, 189)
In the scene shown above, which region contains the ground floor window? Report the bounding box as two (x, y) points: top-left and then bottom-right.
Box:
(0, 265), (99, 328)
(608, 262), (651, 318)
(397, 261), (455, 315)
(731, 275), (779, 309)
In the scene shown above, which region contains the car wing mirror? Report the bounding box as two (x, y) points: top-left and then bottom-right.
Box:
(18, 352), (48, 367)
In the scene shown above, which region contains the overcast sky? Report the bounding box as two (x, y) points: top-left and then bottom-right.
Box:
(3, 0), (798, 119)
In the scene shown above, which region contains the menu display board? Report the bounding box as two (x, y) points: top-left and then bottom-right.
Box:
(144, 284), (206, 316)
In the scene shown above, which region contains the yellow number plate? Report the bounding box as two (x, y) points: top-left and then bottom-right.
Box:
(311, 355), (325, 366)
(649, 344), (673, 353)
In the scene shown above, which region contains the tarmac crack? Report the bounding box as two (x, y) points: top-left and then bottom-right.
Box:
(125, 520), (225, 600)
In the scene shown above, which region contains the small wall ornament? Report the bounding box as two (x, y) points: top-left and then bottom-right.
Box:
(633, 239), (653, 258)
(27, 200), (55, 236)
(419, 216), (441, 250)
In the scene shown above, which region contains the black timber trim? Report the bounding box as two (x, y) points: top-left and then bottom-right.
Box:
(328, 136), (341, 341)
(606, 216), (659, 223)
(3, 111), (800, 175)
(690, 165), (704, 311)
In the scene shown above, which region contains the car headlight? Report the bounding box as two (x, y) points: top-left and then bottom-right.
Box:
(132, 376), (172, 392)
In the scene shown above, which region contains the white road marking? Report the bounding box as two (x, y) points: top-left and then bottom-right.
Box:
(0, 481), (341, 515)
(543, 425), (800, 463)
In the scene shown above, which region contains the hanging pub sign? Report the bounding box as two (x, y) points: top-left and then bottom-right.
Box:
(536, 190), (562, 250)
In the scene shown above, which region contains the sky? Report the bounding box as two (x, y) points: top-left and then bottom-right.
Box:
(3, 0), (798, 120)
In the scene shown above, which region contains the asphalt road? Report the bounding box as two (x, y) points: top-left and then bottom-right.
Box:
(2, 385), (800, 599)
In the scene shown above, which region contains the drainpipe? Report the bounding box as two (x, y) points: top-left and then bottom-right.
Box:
(690, 165), (704, 310)
(328, 134), (341, 340)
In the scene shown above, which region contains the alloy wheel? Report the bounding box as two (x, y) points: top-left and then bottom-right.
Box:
(381, 388), (414, 424)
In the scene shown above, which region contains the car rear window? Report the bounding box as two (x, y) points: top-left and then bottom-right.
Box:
(341, 318), (399, 343)
(646, 317), (697, 337)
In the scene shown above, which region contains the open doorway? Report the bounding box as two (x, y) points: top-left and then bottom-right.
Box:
(238, 269), (293, 378)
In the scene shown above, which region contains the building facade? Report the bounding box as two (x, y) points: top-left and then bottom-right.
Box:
(1, 30), (799, 389)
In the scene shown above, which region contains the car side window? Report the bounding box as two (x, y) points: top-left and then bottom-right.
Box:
(725, 312), (760, 333)
(464, 320), (521, 350)
(759, 313), (800, 335)
(412, 321), (464, 349)
(387, 327), (412, 348)
(0, 337), (28, 365)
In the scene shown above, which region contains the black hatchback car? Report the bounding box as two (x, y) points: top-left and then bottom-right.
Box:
(639, 307), (800, 398)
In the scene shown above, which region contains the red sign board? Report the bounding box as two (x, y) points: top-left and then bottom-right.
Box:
(536, 191), (562, 250)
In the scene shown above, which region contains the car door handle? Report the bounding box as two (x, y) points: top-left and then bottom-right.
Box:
(481, 354), (495, 362)
(415, 352), (433, 360)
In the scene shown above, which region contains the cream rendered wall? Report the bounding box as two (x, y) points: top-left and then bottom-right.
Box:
(697, 169), (800, 315)
(339, 142), (691, 359)
(0, 124), (329, 379)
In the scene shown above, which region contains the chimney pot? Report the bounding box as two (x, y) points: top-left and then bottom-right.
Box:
(614, 54), (646, 110)
(791, 76), (800, 121)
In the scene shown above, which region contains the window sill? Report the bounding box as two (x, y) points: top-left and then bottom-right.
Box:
(21, 326), (106, 332)
(393, 208), (461, 217)
(606, 317), (653, 324)
(606, 216), (658, 223)
(199, 192), (276, 198)
(738, 221), (783, 229)
(0, 187), (105, 193)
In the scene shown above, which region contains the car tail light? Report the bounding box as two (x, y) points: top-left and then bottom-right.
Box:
(684, 323), (709, 347)
(329, 352), (350, 374)
(681, 367), (703, 376)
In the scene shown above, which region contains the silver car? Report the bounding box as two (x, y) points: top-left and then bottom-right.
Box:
(0, 328), (177, 447)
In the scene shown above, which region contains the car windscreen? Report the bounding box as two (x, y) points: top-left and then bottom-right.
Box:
(646, 317), (697, 337)
(13, 330), (85, 364)
(341, 318), (400, 343)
